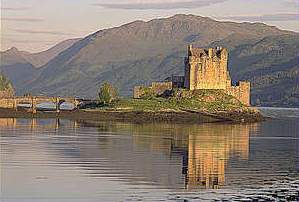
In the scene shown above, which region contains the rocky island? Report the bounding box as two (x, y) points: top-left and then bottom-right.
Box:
(0, 46), (263, 123)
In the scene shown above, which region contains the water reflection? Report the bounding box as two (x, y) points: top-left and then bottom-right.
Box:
(80, 121), (257, 189)
(0, 118), (257, 189)
(185, 124), (254, 189)
(0, 118), (74, 130)
(1, 118), (298, 201)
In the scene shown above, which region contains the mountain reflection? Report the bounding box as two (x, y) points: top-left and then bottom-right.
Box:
(0, 118), (258, 189)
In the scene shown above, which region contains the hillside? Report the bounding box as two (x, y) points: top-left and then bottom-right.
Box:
(1, 14), (298, 106)
(0, 38), (80, 68)
(0, 38), (80, 95)
(22, 38), (81, 67)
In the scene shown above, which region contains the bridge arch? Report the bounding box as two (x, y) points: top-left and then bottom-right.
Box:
(0, 96), (81, 113)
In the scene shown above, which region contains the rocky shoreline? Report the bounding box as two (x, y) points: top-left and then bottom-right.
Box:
(0, 108), (264, 124)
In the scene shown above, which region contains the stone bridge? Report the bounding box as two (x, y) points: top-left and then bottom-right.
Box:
(0, 96), (85, 113)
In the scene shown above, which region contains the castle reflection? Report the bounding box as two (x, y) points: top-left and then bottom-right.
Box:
(122, 123), (257, 189)
(0, 118), (258, 189)
(185, 124), (253, 189)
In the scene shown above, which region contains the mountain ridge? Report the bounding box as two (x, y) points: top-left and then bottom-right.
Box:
(0, 38), (81, 68)
(1, 14), (298, 106)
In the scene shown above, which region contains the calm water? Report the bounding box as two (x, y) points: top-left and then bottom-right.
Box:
(0, 108), (298, 201)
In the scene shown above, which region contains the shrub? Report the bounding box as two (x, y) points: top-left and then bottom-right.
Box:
(98, 82), (118, 104)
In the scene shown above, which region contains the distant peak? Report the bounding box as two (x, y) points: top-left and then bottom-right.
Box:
(169, 14), (212, 20)
(3, 46), (21, 55)
(9, 47), (19, 52)
(172, 14), (197, 18)
(123, 20), (146, 27)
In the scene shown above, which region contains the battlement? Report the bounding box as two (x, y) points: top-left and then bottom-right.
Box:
(187, 45), (228, 60)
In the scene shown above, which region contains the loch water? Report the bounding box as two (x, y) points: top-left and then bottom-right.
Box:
(0, 108), (298, 201)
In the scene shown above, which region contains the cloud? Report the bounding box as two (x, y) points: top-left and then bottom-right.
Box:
(1, 7), (30, 11)
(281, 0), (297, 7)
(1, 17), (44, 22)
(92, 0), (227, 10)
(13, 29), (73, 36)
(221, 13), (298, 22)
(4, 39), (56, 44)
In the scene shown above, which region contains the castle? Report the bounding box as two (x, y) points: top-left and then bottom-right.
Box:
(134, 45), (250, 106)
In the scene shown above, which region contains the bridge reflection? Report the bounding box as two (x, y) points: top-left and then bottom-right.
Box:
(0, 118), (78, 130)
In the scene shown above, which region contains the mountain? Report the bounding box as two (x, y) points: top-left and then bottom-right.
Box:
(0, 47), (29, 67)
(0, 47), (36, 94)
(22, 38), (81, 67)
(0, 38), (80, 95)
(0, 38), (81, 68)
(2, 14), (299, 106)
(227, 34), (299, 106)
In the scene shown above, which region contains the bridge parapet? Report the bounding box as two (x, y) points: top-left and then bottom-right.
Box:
(0, 96), (81, 113)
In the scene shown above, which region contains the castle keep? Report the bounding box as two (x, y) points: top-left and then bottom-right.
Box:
(184, 45), (250, 105)
(134, 45), (250, 106)
(185, 45), (229, 90)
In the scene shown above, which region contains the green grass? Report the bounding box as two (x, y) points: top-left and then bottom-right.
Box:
(94, 89), (249, 113)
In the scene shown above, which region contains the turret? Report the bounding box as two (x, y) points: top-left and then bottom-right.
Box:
(188, 44), (192, 56)
(220, 48), (228, 60)
(208, 48), (213, 58)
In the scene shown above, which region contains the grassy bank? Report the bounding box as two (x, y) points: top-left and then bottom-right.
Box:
(92, 90), (251, 112)
(79, 90), (263, 123)
(0, 90), (263, 123)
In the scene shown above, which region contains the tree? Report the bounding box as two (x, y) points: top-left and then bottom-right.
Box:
(98, 82), (118, 104)
(0, 73), (12, 91)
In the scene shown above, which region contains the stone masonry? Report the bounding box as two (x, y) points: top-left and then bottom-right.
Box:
(133, 82), (173, 98)
(185, 45), (250, 105)
(134, 45), (250, 106)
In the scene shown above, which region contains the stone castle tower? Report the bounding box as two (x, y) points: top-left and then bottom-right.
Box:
(134, 45), (251, 106)
(184, 45), (250, 105)
(184, 45), (230, 90)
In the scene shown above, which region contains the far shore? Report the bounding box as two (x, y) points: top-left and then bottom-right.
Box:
(0, 107), (264, 124)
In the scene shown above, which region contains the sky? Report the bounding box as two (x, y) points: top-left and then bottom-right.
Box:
(1, 0), (298, 53)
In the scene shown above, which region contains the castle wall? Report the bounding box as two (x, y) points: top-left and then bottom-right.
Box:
(225, 81), (250, 106)
(133, 82), (173, 98)
(165, 76), (185, 88)
(151, 82), (173, 95)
